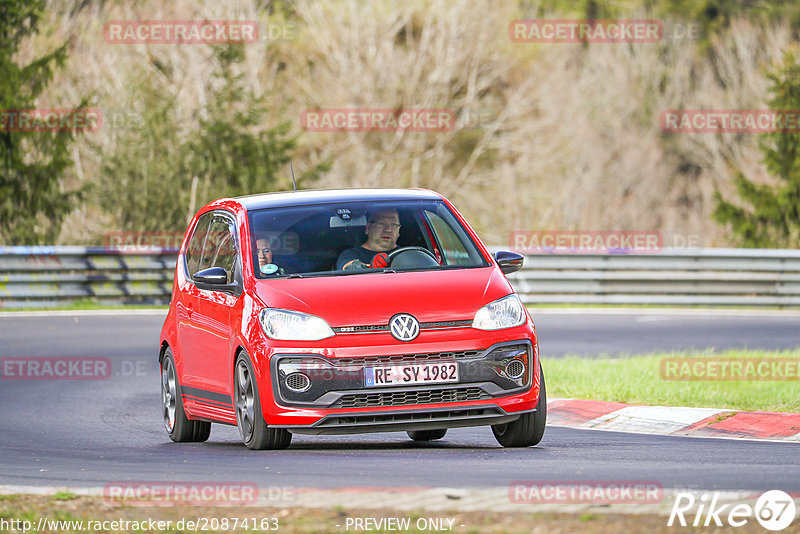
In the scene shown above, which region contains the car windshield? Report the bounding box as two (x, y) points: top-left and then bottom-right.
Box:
(248, 199), (489, 278)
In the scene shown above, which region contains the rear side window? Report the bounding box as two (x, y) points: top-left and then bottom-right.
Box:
(199, 215), (239, 283)
(185, 212), (213, 276)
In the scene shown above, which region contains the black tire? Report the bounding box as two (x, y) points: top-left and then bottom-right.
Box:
(234, 352), (292, 450)
(492, 363), (547, 447)
(161, 348), (211, 442)
(407, 429), (447, 441)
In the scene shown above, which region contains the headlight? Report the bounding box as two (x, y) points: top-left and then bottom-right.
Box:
(472, 294), (526, 330)
(259, 308), (335, 340)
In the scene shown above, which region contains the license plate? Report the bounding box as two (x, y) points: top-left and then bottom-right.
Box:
(364, 362), (458, 387)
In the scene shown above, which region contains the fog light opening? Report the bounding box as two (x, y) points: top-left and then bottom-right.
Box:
(285, 372), (311, 392)
(505, 359), (526, 380)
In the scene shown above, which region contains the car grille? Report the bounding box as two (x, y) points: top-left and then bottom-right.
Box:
(331, 350), (482, 368)
(330, 386), (491, 409)
(333, 325), (389, 333)
(332, 320), (472, 334)
(420, 320), (473, 329)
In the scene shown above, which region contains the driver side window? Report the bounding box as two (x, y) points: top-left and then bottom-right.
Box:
(200, 215), (239, 283)
(185, 212), (213, 276)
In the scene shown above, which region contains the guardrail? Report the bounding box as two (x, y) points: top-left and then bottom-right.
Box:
(0, 246), (177, 309)
(1, 246), (800, 308)
(503, 247), (800, 307)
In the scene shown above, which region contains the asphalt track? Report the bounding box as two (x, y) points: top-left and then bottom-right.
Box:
(0, 310), (798, 491)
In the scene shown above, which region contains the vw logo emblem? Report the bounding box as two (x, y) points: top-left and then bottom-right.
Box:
(389, 313), (420, 342)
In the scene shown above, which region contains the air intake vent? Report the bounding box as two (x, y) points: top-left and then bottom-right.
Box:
(331, 387), (490, 409)
(333, 350), (481, 367)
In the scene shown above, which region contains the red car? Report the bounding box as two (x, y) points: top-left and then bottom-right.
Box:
(159, 189), (545, 449)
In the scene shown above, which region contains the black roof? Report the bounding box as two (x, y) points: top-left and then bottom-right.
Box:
(233, 188), (443, 210)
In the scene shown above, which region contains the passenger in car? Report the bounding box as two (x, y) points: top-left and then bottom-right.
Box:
(256, 236), (285, 275)
(336, 208), (400, 270)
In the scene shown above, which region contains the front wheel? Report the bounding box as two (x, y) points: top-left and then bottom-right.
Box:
(234, 352), (291, 450)
(161, 348), (210, 442)
(492, 363), (547, 447)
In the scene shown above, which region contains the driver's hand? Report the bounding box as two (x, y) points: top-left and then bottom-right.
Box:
(342, 259), (368, 270)
(370, 253), (389, 269)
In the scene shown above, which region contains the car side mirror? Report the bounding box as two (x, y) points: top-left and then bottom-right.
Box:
(193, 267), (228, 285)
(193, 267), (242, 295)
(494, 250), (524, 275)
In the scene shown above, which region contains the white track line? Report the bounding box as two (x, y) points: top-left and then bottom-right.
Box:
(527, 307), (800, 317)
(3, 307), (799, 318)
(0, 309), (167, 317)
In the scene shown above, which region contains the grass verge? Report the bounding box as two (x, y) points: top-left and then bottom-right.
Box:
(1, 494), (785, 534)
(544, 348), (800, 412)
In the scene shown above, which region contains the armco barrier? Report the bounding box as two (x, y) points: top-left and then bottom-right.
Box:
(0, 246), (177, 308)
(1, 247), (800, 308)
(502, 247), (800, 307)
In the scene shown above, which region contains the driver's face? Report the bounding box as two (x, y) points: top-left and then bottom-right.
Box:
(364, 210), (400, 252)
(256, 238), (273, 268)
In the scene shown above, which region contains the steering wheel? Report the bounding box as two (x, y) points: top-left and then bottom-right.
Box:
(386, 246), (439, 268)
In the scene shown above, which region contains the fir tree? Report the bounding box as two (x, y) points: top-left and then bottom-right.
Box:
(713, 49), (800, 248)
(0, 0), (82, 244)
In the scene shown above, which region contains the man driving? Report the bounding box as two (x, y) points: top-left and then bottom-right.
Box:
(336, 208), (400, 270)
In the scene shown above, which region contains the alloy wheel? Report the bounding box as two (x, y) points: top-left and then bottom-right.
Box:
(236, 360), (256, 442)
(161, 358), (177, 432)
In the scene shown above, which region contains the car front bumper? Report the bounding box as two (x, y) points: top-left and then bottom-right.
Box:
(275, 405), (536, 435)
(253, 325), (541, 432)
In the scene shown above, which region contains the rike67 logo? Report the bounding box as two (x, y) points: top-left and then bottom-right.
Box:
(669, 490), (796, 531)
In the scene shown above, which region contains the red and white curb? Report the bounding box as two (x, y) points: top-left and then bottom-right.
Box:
(548, 398), (800, 441)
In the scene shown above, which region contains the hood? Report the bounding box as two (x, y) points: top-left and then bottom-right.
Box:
(252, 267), (513, 327)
